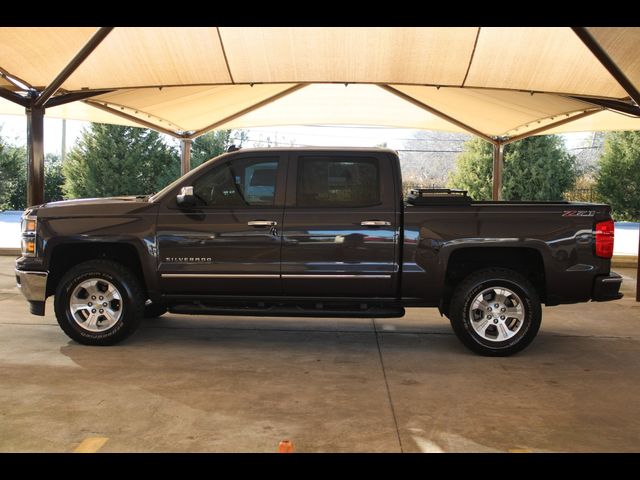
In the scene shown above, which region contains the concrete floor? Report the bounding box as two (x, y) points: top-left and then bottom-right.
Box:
(0, 256), (638, 453)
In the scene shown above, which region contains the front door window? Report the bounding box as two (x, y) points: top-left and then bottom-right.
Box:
(192, 158), (278, 207)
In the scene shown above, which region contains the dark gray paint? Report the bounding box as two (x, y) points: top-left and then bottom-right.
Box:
(16, 147), (621, 316)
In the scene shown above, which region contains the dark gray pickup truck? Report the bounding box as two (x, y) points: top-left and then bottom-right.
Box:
(15, 147), (622, 355)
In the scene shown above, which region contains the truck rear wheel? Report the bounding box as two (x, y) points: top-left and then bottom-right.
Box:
(54, 260), (144, 346)
(448, 268), (542, 356)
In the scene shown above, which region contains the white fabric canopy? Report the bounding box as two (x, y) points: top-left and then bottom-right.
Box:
(1, 27), (639, 139)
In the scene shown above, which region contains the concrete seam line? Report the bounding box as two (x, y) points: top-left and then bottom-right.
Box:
(372, 318), (404, 453)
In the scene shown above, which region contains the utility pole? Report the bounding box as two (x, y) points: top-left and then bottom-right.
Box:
(61, 119), (67, 161)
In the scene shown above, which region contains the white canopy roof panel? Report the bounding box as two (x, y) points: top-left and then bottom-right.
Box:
(1, 27), (639, 139)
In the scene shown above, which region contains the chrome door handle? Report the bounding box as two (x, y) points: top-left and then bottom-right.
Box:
(248, 220), (277, 227)
(360, 220), (391, 226)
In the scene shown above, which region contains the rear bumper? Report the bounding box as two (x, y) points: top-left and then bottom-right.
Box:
(592, 272), (623, 302)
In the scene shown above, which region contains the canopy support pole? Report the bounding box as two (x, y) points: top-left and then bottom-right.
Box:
(26, 105), (45, 207)
(34, 27), (113, 107)
(85, 101), (181, 138)
(187, 84), (308, 139)
(501, 110), (599, 145)
(491, 142), (504, 201)
(44, 89), (114, 108)
(637, 232), (639, 302)
(572, 28), (640, 107)
(572, 28), (640, 302)
(379, 85), (498, 145)
(181, 138), (192, 175)
(61, 119), (67, 161)
(568, 96), (640, 117)
(0, 86), (29, 107)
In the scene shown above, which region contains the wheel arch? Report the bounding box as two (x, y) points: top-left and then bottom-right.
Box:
(447, 266), (543, 356)
(440, 246), (546, 316)
(46, 241), (150, 299)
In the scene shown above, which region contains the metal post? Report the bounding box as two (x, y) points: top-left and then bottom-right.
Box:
(501, 111), (599, 145)
(636, 231), (640, 302)
(181, 138), (192, 176)
(492, 142), (504, 201)
(379, 85), (498, 146)
(572, 28), (640, 108)
(26, 105), (45, 207)
(187, 84), (308, 139)
(34, 27), (113, 107)
(61, 118), (67, 161)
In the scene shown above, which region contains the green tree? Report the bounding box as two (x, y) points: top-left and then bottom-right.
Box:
(1, 148), (67, 210)
(1, 145), (65, 210)
(63, 124), (179, 199)
(43, 153), (65, 204)
(502, 136), (577, 201)
(448, 136), (577, 201)
(447, 137), (494, 200)
(6, 147), (26, 210)
(596, 131), (640, 221)
(190, 129), (248, 169)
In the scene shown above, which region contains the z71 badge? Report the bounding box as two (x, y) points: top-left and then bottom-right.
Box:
(562, 210), (595, 217)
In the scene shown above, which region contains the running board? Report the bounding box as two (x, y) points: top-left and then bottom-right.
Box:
(168, 302), (405, 318)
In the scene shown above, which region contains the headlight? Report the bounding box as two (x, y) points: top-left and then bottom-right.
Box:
(21, 214), (37, 257)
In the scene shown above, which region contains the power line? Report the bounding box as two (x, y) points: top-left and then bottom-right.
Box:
(397, 149), (463, 153)
(243, 137), (467, 148)
(567, 145), (604, 150)
(243, 140), (466, 154)
(240, 128), (470, 143)
(240, 129), (602, 151)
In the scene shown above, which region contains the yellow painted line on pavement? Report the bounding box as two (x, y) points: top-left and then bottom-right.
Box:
(508, 448), (531, 453)
(74, 437), (109, 453)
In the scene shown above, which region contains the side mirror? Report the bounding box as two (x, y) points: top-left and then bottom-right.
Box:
(176, 186), (195, 206)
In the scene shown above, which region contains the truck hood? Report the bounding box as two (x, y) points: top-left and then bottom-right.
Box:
(26, 196), (156, 218)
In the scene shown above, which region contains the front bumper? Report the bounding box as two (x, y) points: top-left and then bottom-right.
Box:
(592, 272), (623, 302)
(15, 269), (48, 315)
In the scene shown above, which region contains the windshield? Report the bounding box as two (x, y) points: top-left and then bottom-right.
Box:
(148, 152), (228, 202)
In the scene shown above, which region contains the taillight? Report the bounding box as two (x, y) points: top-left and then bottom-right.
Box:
(595, 219), (614, 259)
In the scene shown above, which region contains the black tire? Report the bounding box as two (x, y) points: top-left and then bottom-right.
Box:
(448, 268), (542, 356)
(54, 259), (145, 346)
(144, 301), (168, 318)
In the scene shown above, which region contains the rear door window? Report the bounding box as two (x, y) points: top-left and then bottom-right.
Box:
(296, 156), (380, 207)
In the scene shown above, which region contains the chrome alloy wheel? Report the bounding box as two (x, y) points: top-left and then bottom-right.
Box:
(469, 287), (525, 342)
(69, 278), (123, 332)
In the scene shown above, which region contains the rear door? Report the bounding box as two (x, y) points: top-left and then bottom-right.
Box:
(281, 151), (399, 297)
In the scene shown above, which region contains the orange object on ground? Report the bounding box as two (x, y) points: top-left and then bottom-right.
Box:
(278, 440), (294, 453)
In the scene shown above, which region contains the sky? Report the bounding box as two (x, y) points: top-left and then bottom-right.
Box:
(0, 114), (593, 156)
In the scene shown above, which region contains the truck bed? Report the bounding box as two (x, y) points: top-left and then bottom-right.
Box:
(401, 201), (612, 306)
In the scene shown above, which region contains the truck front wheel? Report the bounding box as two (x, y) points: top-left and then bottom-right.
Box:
(448, 268), (542, 356)
(54, 260), (145, 346)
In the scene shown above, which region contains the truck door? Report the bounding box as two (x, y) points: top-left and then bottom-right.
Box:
(281, 152), (399, 297)
(156, 153), (285, 295)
